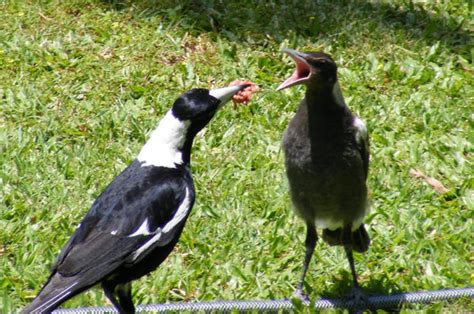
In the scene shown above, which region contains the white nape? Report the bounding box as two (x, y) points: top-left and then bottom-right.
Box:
(332, 81), (346, 107)
(127, 218), (152, 237)
(137, 110), (191, 168)
(129, 188), (192, 262)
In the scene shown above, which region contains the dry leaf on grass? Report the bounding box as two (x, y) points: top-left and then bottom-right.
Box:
(99, 47), (114, 59)
(409, 169), (449, 194)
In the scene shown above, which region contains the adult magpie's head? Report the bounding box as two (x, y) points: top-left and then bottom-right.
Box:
(172, 85), (249, 132)
(277, 49), (337, 91)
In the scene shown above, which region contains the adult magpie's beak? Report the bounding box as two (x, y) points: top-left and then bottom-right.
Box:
(210, 84), (250, 108)
(277, 48), (312, 91)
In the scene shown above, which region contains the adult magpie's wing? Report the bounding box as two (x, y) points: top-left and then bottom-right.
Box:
(56, 160), (194, 275)
(23, 160), (194, 313)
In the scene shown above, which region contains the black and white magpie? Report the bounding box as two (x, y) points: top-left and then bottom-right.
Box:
(277, 49), (370, 303)
(22, 84), (249, 314)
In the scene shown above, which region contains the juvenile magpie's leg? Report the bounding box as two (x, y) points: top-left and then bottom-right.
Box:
(102, 281), (135, 314)
(294, 222), (317, 301)
(343, 224), (371, 312)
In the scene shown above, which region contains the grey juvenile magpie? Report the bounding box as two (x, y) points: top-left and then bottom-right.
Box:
(22, 84), (249, 314)
(277, 49), (370, 304)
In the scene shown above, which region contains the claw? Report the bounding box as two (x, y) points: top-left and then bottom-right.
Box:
(292, 287), (310, 302)
(346, 286), (374, 312)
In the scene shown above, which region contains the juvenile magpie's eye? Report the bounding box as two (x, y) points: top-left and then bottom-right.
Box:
(308, 58), (326, 68)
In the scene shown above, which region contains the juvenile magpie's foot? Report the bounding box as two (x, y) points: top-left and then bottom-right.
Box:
(292, 287), (310, 302)
(346, 286), (373, 312)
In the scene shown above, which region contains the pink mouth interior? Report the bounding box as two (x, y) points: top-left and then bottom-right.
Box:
(277, 54), (311, 91)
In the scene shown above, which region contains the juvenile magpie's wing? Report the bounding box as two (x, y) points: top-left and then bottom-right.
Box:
(353, 116), (369, 179)
(23, 160), (194, 313)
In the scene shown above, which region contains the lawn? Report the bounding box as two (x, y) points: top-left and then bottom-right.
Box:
(1, 0), (472, 312)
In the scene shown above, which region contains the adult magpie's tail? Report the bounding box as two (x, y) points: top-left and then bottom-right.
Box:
(21, 273), (88, 314)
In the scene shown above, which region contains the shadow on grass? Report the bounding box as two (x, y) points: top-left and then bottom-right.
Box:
(100, 0), (470, 59)
(309, 271), (405, 311)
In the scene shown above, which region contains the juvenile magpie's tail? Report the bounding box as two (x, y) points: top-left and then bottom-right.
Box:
(322, 224), (370, 253)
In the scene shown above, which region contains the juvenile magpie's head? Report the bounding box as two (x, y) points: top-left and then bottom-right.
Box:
(172, 85), (249, 132)
(277, 49), (337, 91)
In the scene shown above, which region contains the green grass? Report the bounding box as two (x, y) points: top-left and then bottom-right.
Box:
(1, 0), (473, 312)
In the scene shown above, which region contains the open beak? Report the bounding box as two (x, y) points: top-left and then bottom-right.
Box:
(210, 84), (250, 108)
(276, 48), (312, 91)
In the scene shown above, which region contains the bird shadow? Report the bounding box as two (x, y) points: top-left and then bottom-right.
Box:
(99, 0), (471, 60)
(307, 270), (406, 312)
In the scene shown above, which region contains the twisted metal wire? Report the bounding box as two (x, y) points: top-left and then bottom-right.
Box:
(53, 287), (473, 313)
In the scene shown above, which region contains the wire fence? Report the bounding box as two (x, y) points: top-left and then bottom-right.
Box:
(52, 287), (473, 313)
